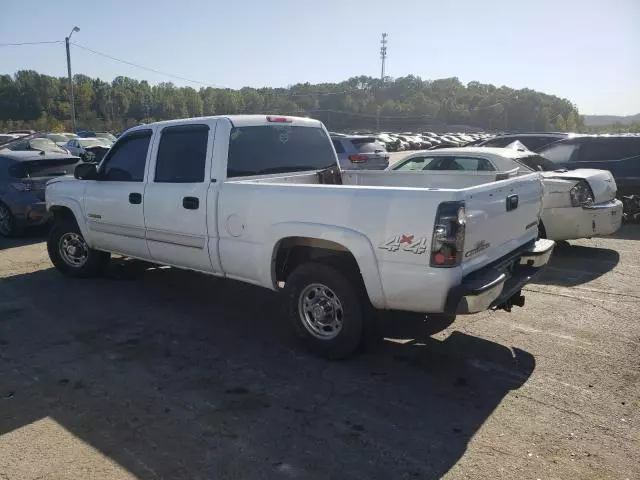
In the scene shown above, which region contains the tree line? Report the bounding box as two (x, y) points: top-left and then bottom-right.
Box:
(0, 70), (584, 133)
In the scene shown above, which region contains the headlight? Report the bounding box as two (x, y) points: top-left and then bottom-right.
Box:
(569, 180), (594, 207)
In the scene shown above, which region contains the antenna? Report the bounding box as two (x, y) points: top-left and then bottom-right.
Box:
(380, 33), (388, 82)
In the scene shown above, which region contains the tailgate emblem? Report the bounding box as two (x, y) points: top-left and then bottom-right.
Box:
(465, 240), (491, 258)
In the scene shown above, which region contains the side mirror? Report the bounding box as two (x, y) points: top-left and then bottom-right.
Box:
(74, 162), (98, 180)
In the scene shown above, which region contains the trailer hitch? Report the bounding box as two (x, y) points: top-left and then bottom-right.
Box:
(493, 291), (525, 312)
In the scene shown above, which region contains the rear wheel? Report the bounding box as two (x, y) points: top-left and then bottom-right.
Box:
(0, 203), (23, 237)
(284, 263), (366, 359)
(47, 217), (110, 278)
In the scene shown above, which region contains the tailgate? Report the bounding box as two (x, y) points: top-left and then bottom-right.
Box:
(462, 173), (543, 275)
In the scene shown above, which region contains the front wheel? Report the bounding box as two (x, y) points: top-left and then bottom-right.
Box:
(47, 218), (110, 278)
(284, 263), (366, 359)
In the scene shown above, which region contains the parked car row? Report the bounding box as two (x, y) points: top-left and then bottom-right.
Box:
(329, 130), (494, 169)
(0, 131), (114, 161)
(343, 131), (494, 152)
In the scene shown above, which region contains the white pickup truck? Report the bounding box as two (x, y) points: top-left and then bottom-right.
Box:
(45, 115), (554, 358)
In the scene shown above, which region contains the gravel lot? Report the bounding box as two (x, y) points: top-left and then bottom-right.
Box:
(1, 227), (639, 479)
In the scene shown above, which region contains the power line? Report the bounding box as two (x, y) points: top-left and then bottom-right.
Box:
(0, 41), (62, 47)
(70, 42), (224, 88)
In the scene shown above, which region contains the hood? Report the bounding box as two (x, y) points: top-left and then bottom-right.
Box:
(542, 168), (617, 203)
(46, 174), (77, 186)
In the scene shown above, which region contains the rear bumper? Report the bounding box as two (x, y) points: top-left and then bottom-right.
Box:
(445, 239), (555, 314)
(542, 199), (623, 240)
(10, 201), (51, 226)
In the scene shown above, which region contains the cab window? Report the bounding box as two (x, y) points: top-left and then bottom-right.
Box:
(100, 130), (152, 182)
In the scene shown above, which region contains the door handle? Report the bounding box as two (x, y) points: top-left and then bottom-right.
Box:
(129, 192), (142, 204)
(506, 194), (519, 211)
(182, 196), (199, 210)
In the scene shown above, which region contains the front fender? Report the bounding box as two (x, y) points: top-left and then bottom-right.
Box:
(46, 196), (93, 247)
(264, 222), (387, 309)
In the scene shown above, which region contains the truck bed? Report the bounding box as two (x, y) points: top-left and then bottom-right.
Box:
(224, 169), (543, 312)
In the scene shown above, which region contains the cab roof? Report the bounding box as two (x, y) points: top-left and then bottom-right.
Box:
(124, 115), (323, 134)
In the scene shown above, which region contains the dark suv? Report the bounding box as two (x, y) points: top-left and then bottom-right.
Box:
(538, 135), (640, 197)
(0, 151), (81, 236)
(330, 135), (389, 170)
(478, 133), (570, 152)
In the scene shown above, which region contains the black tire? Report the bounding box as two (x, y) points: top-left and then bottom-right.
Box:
(0, 202), (24, 237)
(47, 217), (110, 278)
(284, 263), (366, 360)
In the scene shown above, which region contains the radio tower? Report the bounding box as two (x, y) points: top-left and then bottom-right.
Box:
(380, 33), (388, 82)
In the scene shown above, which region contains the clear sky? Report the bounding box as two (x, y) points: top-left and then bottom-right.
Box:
(1, 0), (638, 115)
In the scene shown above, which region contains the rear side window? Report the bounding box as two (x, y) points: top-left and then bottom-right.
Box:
(450, 157), (495, 171)
(227, 125), (336, 177)
(394, 156), (446, 171)
(539, 142), (577, 164)
(350, 138), (387, 153)
(155, 125), (209, 183)
(332, 139), (345, 154)
(578, 138), (640, 162)
(101, 130), (151, 182)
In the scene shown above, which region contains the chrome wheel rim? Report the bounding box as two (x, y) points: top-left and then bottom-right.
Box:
(298, 283), (344, 339)
(58, 232), (89, 267)
(0, 205), (12, 236)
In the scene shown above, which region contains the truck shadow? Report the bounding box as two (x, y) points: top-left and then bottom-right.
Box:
(531, 243), (619, 287)
(0, 260), (535, 480)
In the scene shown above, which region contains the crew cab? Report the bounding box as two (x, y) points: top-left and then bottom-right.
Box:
(390, 147), (623, 241)
(45, 115), (554, 359)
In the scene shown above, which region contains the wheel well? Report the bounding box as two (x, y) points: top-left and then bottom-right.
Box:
(50, 206), (77, 224)
(538, 221), (547, 239)
(273, 237), (362, 287)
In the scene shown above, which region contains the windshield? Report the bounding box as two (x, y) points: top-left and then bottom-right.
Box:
(47, 134), (70, 143)
(227, 125), (337, 177)
(351, 138), (387, 153)
(79, 138), (110, 148)
(95, 132), (117, 142)
(5, 137), (67, 153)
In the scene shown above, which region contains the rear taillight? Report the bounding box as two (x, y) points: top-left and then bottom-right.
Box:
(10, 182), (34, 192)
(430, 201), (466, 268)
(569, 180), (594, 207)
(348, 154), (368, 163)
(266, 116), (292, 123)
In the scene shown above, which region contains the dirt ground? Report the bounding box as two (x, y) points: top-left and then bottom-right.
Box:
(0, 226), (639, 479)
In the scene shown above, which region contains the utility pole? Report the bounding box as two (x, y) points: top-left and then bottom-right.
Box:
(378, 33), (388, 132)
(65, 26), (80, 132)
(380, 33), (388, 82)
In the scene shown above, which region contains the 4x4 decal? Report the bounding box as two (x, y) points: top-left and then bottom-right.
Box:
(379, 234), (428, 254)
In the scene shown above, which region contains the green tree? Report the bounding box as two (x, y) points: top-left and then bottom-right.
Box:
(566, 111), (578, 132)
(555, 115), (567, 131)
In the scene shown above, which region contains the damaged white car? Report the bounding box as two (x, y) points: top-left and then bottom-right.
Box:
(389, 144), (623, 241)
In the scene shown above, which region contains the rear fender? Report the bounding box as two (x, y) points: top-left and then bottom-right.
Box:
(264, 222), (387, 309)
